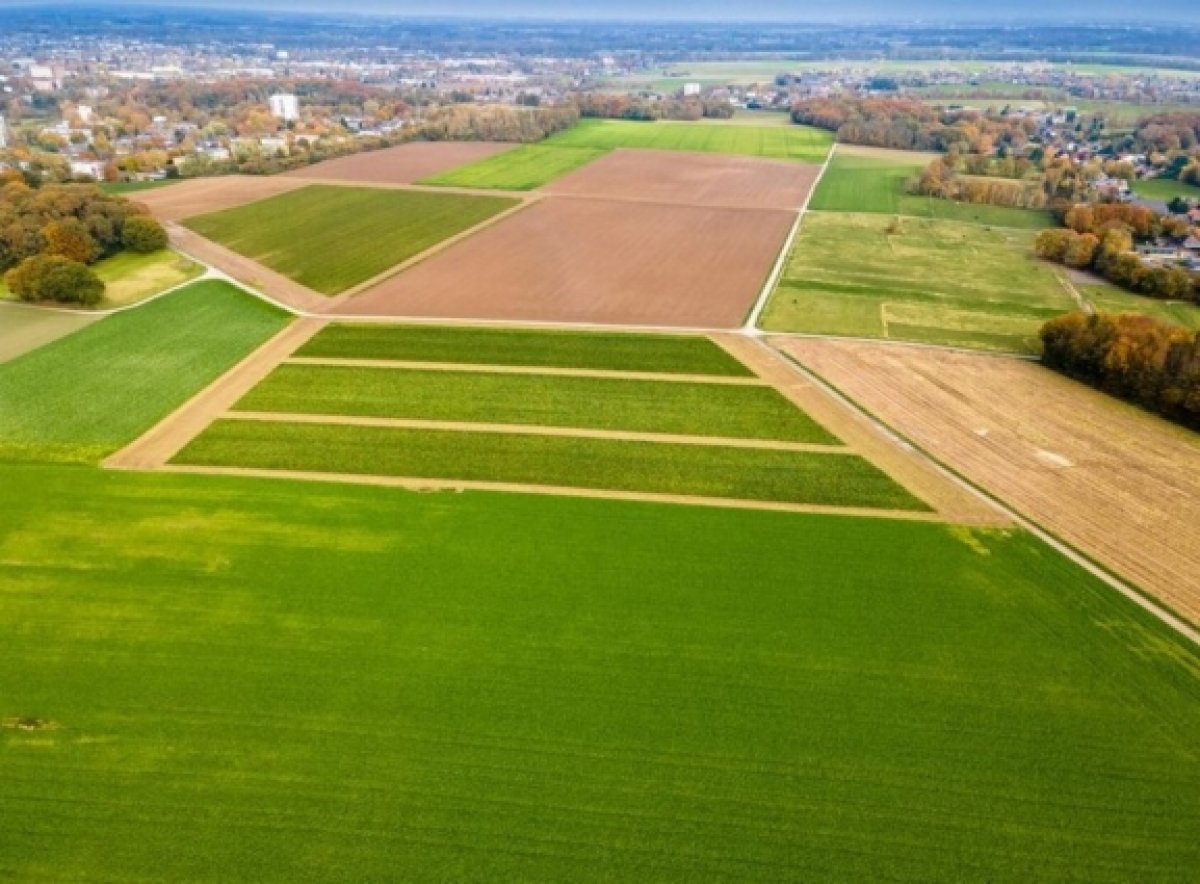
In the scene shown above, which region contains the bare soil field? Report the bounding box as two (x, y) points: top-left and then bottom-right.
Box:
(545, 149), (821, 210)
(780, 338), (1200, 624)
(340, 197), (793, 328)
(284, 142), (515, 185)
(131, 176), (308, 222)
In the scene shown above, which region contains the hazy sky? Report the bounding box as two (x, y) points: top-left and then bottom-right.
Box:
(8, 1), (1191, 23)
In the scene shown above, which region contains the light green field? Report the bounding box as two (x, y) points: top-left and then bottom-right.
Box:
(812, 147), (1055, 229)
(0, 281), (288, 463)
(1131, 176), (1200, 202)
(235, 364), (838, 443)
(420, 145), (605, 190)
(176, 419), (915, 509)
(760, 213), (1075, 352)
(1, 249), (202, 309)
(1080, 283), (1200, 330)
(0, 302), (98, 364)
(298, 325), (754, 375)
(184, 185), (518, 295)
(4, 463), (1200, 879)
(99, 179), (180, 195)
(544, 118), (834, 163)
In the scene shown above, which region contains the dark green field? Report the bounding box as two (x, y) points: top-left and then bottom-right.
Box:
(236, 364), (837, 442)
(0, 281), (288, 463)
(419, 145), (606, 190)
(184, 185), (517, 294)
(3, 464), (1199, 880)
(298, 324), (753, 376)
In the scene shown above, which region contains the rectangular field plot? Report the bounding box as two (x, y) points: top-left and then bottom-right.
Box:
(342, 197), (793, 327)
(235, 363), (838, 443)
(544, 149), (821, 209)
(131, 175), (308, 222)
(184, 185), (518, 295)
(812, 146), (1054, 230)
(284, 141), (517, 185)
(8, 466), (1200, 879)
(760, 213), (1075, 352)
(175, 420), (920, 509)
(544, 118), (834, 163)
(419, 145), (606, 190)
(298, 324), (754, 375)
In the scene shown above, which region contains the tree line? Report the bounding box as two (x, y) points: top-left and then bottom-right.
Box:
(0, 182), (167, 305)
(910, 155), (1046, 209)
(1041, 312), (1200, 430)
(572, 93), (734, 122)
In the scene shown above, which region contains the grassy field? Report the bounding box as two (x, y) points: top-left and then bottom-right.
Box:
(99, 179), (180, 195)
(0, 281), (288, 463)
(0, 303), (98, 364)
(0, 249), (202, 308)
(812, 147), (1055, 229)
(419, 145), (605, 190)
(760, 213), (1075, 352)
(544, 118), (834, 163)
(184, 185), (518, 295)
(1081, 283), (1200, 330)
(4, 463), (1200, 879)
(179, 419), (921, 509)
(1131, 176), (1200, 202)
(298, 325), (754, 375)
(235, 364), (838, 443)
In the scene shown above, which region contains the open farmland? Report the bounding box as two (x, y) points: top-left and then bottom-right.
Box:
(0, 302), (98, 364)
(342, 197), (793, 327)
(543, 118), (834, 163)
(130, 175), (307, 222)
(811, 146), (1055, 229)
(4, 463), (1200, 880)
(1079, 283), (1200, 331)
(780, 338), (1200, 625)
(419, 145), (606, 190)
(545, 149), (821, 210)
(0, 281), (288, 463)
(1130, 176), (1200, 203)
(184, 185), (518, 295)
(760, 213), (1075, 353)
(284, 141), (516, 185)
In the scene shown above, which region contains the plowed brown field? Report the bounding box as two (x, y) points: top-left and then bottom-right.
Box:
(284, 142), (515, 185)
(132, 176), (308, 222)
(545, 149), (821, 210)
(340, 198), (793, 327)
(780, 338), (1200, 624)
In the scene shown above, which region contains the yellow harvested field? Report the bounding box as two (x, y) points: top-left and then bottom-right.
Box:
(778, 338), (1200, 625)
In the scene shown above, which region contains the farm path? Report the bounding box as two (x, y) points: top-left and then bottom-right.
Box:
(712, 333), (1008, 527)
(284, 356), (769, 385)
(104, 317), (327, 470)
(160, 464), (949, 523)
(222, 411), (852, 453)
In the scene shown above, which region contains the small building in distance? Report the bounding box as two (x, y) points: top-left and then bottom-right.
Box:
(682, 82), (702, 97)
(269, 93), (300, 122)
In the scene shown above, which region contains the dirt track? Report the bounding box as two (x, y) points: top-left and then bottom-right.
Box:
(545, 149), (821, 210)
(132, 176), (308, 222)
(780, 338), (1200, 624)
(284, 142), (515, 185)
(340, 197), (794, 328)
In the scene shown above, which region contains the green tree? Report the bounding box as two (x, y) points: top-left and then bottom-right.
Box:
(121, 215), (168, 253)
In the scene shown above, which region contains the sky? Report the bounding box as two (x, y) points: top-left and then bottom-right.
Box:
(9, 1), (1194, 24)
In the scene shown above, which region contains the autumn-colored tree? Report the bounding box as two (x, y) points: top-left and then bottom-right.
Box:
(4, 254), (105, 306)
(43, 219), (100, 264)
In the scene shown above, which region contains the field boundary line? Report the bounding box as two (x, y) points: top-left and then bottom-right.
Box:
(278, 176), (535, 201)
(772, 342), (1200, 647)
(326, 196), (541, 307)
(103, 317), (327, 470)
(220, 411), (853, 453)
(159, 464), (949, 523)
(284, 357), (768, 385)
(742, 142), (837, 332)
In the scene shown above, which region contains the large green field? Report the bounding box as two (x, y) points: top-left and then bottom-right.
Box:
(236, 364), (836, 442)
(3, 463), (1200, 880)
(0, 281), (288, 463)
(184, 185), (518, 295)
(543, 118), (834, 163)
(812, 147), (1055, 229)
(298, 324), (754, 375)
(420, 145), (605, 190)
(760, 213), (1075, 352)
(1131, 176), (1200, 202)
